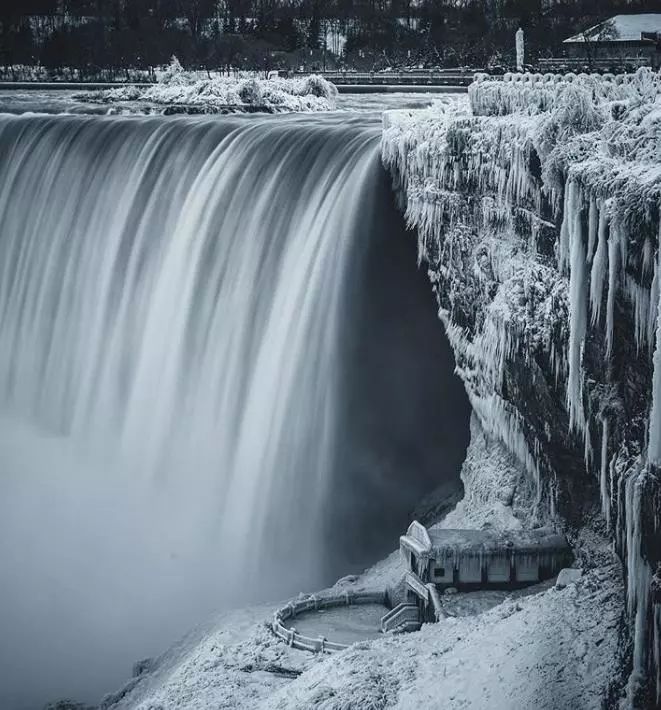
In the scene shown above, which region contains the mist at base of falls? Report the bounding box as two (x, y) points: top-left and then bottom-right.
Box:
(327, 165), (470, 575)
(0, 111), (470, 709)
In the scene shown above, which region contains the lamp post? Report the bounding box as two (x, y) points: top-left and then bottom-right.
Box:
(516, 27), (524, 72)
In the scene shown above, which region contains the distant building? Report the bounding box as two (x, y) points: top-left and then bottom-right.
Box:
(394, 521), (572, 625)
(561, 14), (661, 70)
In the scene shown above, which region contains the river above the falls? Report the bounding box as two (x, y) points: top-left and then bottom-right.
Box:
(0, 88), (456, 116)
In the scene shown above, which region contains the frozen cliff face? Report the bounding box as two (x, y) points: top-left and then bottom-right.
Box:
(382, 70), (661, 708)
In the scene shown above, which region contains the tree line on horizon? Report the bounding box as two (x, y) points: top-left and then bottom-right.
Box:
(0, 0), (659, 75)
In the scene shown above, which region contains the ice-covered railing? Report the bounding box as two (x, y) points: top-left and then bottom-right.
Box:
(271, 590), (387, 653)
(470, 69), (661, 117)
(382, 70), (661, 706)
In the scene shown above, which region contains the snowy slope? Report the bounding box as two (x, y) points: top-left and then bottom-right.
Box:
(101, 567), (622, 710)
(263, 566), (622, 710)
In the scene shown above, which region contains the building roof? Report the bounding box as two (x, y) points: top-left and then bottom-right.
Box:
(400, 521), (569, 558)
(564, 14), (661, 44)
(427, 527), (568, 556)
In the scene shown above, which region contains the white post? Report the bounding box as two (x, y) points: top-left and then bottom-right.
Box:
(516, 28), (525, 72)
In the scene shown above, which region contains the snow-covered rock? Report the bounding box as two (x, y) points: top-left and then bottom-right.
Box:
(555, 568), (583, 589)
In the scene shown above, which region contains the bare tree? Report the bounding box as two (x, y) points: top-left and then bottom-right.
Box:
(579, 17), (617, 70)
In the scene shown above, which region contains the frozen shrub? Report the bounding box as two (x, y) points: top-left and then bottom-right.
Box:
(535, 83), (606, 182)
(632, 66), (659, 103)
(157, 56), (193, 86)
(300, 74), (338, 100)
(611, 101), (628, 121)
(238, 78), (264, 105)
(553, 83), (605, 135)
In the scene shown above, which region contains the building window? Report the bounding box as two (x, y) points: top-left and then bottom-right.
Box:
(434, 566), (446, 578)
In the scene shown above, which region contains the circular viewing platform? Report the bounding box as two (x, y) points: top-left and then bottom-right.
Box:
(272, 590), (389, 653)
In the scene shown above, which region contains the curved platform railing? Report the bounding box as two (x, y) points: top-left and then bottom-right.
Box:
(271, 589), (387, 653)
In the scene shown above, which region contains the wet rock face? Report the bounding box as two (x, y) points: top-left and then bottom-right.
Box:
(381, 72), (661, 707)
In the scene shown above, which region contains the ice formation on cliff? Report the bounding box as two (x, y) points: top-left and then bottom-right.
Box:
(650, 229), (661, 467)
(382, 68), (661, 707)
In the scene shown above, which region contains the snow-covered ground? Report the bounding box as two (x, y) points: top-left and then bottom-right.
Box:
(101, 565), (622, 710)
(76, 58), (338, 113)
(264, 566), (622, 710)
(100, 417), (624, 710)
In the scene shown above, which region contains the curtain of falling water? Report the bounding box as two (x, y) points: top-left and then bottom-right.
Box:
(0, 112), (382, 589)
(0, 111), (384, 706)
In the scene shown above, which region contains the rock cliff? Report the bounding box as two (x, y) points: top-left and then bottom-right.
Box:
(382, 70), (661, 708)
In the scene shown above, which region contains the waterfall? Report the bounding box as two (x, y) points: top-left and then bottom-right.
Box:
(0, 110), (470, 707)
(0, 111), (384, 593)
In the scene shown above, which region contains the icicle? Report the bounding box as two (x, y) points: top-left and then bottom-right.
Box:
(654, 604), (661, 707)
(566, 182), (587, 432)
(558, 180), (574, 274)
(648, 241), (661, 466)
(609, 454), (616, 532)
(624, 469), (654, 706)
(600, 417), (611, 529)
(587, 196), (598, 264)
(589, 204), (608, 326)
(469, 391), (542, 502)
(642, 237), (654, 278)
(584, 418), (593, 471)
(549, 476), (557, 520)
(606, 222), (621, 357)
(648, 260), (659, 355)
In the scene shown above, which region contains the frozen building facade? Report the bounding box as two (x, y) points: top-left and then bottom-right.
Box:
(381, 521), (571, 631)
(382, 70), (661, 707)
(401, 521), (570, 593)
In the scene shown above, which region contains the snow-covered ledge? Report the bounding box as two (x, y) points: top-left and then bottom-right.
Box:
(381, 70), (661, 709)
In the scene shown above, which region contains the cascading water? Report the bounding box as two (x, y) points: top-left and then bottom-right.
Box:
(0, 111), (379, 587)
(0, 110), (469, 708)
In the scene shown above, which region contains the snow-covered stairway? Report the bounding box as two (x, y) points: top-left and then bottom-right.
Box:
(380, 603), (420, 633)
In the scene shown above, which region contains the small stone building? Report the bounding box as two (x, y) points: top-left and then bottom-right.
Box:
(399, 521), (571, 622)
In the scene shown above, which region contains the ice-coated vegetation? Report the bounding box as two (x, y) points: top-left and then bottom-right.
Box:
(78, 57), (338, 113)
(469, 70), (661, 118)
(382, 69), (661, 707)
